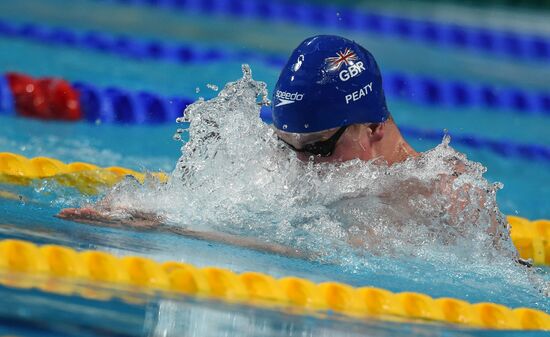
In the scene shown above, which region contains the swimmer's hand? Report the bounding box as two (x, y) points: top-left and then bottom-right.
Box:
(57, 207), (162, 230)
(57, 207), (303, 258)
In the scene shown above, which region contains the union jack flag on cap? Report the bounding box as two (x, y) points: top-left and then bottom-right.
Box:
(325, 48), (358, 71)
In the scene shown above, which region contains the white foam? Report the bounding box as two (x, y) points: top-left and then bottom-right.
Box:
(93, 65), (546, 295)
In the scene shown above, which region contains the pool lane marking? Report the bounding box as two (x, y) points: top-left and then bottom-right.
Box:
(2, 73), (550, 165)
(0, 152), (167, 195)
(0, 238), (548, 330)
(1, 19), (550, 117)
(96, 0), (550, 64)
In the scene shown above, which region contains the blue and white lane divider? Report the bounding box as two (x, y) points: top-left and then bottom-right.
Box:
(1, 19), (549, 117)
(1, 74), (549, 164)
(72, 81), (192, 124)
(0, 75), (15, 115)
(95, 0), (550, 63)
(400, 126), (550, 162)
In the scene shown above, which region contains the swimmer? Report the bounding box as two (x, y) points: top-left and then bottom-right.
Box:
(58, 35), (513, 260)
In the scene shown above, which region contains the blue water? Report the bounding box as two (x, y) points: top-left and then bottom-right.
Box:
(0, 0), (549, 336)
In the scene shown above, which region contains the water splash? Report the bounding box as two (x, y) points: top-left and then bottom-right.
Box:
(206, 83), (219, 92)
(89, 65), (546, 300)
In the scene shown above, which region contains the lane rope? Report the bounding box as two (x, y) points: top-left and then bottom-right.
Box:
(92, 0), (550, 63)
(0, 152), (167, 195)
(0, 238), (548, 330)
(2, 73), (550, 164)
(1, 19), (549, 117)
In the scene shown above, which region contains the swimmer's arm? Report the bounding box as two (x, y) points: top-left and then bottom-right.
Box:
(168, 226), (303, 258)
(57, 207), (303, 258)
(57, 207), (161, 230)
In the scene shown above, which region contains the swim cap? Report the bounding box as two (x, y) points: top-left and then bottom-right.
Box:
(272, 35), (389, 133)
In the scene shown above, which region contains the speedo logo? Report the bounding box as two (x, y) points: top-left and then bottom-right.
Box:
(275, 90), (304, 107)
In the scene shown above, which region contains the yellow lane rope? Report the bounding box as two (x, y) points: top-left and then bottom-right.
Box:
(0, 152), (167, 194)
(0, 152), (549, 265)
(508, 216), (550, 266)
(0, 239), (548, 330)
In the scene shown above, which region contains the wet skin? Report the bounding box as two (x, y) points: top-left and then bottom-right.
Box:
(57, 207), (302, 258)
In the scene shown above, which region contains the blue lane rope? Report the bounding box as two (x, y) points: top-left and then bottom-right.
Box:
(1, 19), (549, 117)
(71, 81), (193, 124)
(94, 0), (550, 63)
(1, 73), (549, 164)
(0, 74), (15, 115)
(399, 127), (550, 163)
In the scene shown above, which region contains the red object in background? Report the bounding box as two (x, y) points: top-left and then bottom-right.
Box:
(6, 72), (82, 121)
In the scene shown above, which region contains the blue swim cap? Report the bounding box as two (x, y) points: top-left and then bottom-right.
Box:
(272, 35), (389, 133)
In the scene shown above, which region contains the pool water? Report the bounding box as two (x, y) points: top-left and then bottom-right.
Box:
(0, 0), (549, 336)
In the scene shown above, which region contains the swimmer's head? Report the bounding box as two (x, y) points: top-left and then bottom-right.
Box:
(271, 35), (389, 134)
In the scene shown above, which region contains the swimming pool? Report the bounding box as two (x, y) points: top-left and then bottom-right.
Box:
(0, 0), (549, 336)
